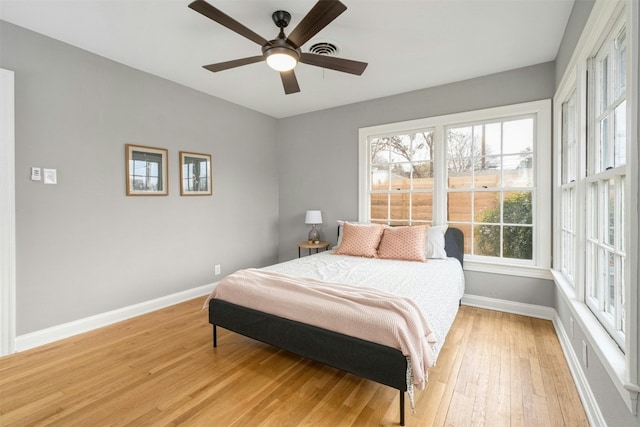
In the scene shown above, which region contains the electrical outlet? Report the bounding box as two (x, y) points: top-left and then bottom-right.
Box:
(215, 264), (221, 275)
(582, 341), (588, 367)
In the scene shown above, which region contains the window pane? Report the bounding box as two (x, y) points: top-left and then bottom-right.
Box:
(371, 165), (389, 190)
(503, 226), (533, 260)
(503, 118), (533, 154)
(621, 257), (626, 333)
(587, 242), (598, 300)
(448, 192), (472, 222)
(472, 125), (483, 155)
(389, 136), (412, 163)
(614, 100), (626, 167)
(562, 92), (577, 184)
(475, 191), (500, 223)
(448, 159), (473, 188)
(614, 32), (626, 99)
(447, 127), (474, 158)
(503, 154), (533, 187)
(389, 193), (410, 221)
(620, 176), (625, 249)
(390, 163), (411, 190)
(606, 251), (615, 316)
(370, 193), (388, 221)
(599, 55), (609, 114)
(412, 193), (433, 222)
(601, 116), (612, 170)
(411, 131), (434, 161)
(413, 162), (434, 183)
(474, 156), (501, 188)
(606, 179), (615, 246)
(587, 182), (598, 239)
(474, 224), (501, 256)
(484, 123), (501, 154)
(503, 191), (532, 224)
(370, 139), (390, 164)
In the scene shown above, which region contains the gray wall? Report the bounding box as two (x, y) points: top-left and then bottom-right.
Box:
(0, 21), (280, 335)
(555, 0), (595, 86)
(277, 61), (556, 307)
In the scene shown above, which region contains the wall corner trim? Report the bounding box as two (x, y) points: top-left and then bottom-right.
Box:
(15, 282), (218, 353)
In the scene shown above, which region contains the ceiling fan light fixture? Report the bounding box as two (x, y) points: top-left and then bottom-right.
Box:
(265, 47), (298, 72)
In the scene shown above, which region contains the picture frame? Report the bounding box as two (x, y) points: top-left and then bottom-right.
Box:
(180, 151), (212, 196)
(125, 144), (169, 196)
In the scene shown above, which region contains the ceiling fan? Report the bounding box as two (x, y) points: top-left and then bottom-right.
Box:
(188, 0), (368, 94)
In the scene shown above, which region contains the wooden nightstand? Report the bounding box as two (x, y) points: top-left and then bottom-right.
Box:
(297, 241), (330, 257)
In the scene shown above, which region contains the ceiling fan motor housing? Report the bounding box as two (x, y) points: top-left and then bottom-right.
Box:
(272, 10), (291, 28)
(263, 38), (300, 57)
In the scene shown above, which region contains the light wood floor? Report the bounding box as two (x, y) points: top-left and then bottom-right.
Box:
(0, 299), (588, 426)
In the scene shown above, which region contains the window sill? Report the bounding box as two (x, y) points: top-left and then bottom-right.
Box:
(552, 269), (639, 415)
(464, 259), (553, 280)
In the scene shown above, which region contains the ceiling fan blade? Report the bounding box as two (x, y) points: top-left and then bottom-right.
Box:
(300, 53), (368, 75)
(280, 70), (300, 94)
(189, 0), (269, 46)
(286, 0), (347, 49)
(203, 56), (264, 72)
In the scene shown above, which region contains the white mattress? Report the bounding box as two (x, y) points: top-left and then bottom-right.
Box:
(261, 251), (465, 360)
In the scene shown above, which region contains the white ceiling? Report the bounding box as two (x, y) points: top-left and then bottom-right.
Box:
(0, 0), (574, 118)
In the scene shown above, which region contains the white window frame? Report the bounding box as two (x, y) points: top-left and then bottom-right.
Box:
(359, 100), (552, 279)
(445, 114), (538, 264)
(559, 89), (578, 286)
(552, 0), (639, 413)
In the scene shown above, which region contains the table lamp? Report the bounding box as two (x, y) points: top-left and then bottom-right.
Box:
(305, 210), (322, 242)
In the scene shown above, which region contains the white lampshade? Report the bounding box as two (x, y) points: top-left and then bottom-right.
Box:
(305, 210), (323, 225)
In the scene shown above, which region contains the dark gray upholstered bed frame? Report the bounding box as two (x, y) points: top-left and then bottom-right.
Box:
(209, 227), (464, 426)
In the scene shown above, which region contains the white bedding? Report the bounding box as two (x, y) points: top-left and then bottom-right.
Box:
(261, 250), (465, 360)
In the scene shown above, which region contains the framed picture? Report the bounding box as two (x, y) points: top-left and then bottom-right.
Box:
(125, 144), (168, 196)
(180, 151), (212, 196)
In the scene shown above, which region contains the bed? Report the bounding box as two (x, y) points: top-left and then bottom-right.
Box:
(206, 225), (464, 426)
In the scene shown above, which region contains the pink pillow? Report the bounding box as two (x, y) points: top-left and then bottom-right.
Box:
(377, 225), (428, 262)
(334, 223), (385, 258)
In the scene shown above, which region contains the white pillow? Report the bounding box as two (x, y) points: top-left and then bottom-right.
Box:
(425, 225), (448, 259)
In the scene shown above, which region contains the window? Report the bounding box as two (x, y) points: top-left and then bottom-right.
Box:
(359, 100), (551, 277)
(446, 116), (535, 261)
(585, 20), (627, 347)
(368, 131), (435, 225)
(560, 90), (578, 284)
(552, 0), (638, 412)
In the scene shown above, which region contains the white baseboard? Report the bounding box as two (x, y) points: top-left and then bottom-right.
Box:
(461, 293), (604, 426)
(461, 294), (556, 320)
(15, 282), (218, 352)
(552, 314), (606, 427)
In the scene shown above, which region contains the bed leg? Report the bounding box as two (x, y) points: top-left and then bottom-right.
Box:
(213, 325), (217, 348)
(399, 391), (405, 426)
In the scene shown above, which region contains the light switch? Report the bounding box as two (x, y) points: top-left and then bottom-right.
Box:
(31, 167), (41, 181)
(43, 169), (57, 184)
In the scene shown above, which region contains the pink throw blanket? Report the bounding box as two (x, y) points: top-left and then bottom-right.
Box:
(205, 268), (436, 389)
